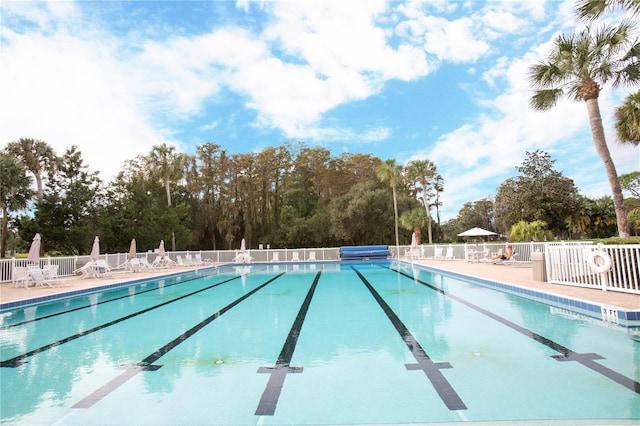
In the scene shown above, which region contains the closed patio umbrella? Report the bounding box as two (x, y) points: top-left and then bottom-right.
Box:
(129, 239), (137, 259)
(90, 236), (100, 262)
(158, 240), (166, 258)
(27, 233), (41, 264)
(240, 238), (247, 252)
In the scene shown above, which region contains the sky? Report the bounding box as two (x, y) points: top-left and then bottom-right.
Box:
(1, 0), (639, 221)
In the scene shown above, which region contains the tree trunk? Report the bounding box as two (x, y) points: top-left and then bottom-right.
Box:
(392, 185), (399, 249)
(585, 98), (630, 238)
(1, 206), (7, 258)
(422, 193), (433, 244)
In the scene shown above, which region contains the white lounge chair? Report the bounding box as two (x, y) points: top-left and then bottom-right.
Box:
(308, 251), (316, 261)
(445, 245), (454, 260)
(28, 265), (68, 287)
(432, 247), (443, 260)
(195, 253), (212, 265)
(176, 255), (187, 266)
(12, 266), (31, 288)
(75, 261), (97, 278)
(270, 252), (280, 262)
(139, 257), (155, 270)
(291, 251), (300, 262)
(234, 250), (253, 263)
(94, 259), (112, 277)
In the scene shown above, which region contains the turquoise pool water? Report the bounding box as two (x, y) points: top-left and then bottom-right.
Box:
(1, 261), (638, 424)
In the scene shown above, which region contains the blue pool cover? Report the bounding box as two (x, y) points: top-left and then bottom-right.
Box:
(339, 245), (390, 259)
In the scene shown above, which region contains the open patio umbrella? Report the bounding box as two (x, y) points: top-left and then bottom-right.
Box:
(457, 227), (497, 237)
(129, 239), (137, 259)
(90, 236), (100, 262)
(27, 233), (41, 264)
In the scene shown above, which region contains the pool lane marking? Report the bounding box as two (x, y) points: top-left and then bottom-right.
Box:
(255, 269), (322, 416)
(351, 266), (467, 411)
(72, 271), (287, 409)
(0, 273), (208, 330)
(389, 265), (640, 395)
(1, 273), (249, 368)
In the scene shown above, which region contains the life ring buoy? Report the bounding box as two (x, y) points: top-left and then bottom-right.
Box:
(587, 250), (612, 274)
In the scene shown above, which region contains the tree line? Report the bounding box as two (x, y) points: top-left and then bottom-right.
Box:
(2, 138), (638, 259)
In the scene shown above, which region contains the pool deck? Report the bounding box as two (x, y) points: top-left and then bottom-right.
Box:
(1, 260), (639, 311)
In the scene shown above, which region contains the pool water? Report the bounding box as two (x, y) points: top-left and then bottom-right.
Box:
(1, 261), (638, 425)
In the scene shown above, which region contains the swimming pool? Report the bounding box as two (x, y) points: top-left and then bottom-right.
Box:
(1, 261), (638, 424)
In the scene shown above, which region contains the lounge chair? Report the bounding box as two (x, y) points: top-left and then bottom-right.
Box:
(432, 247), (443, 260)
(185, 254), (197, 265)
(12, 266), (31, 288)
(176, 255), (187, 267)
(291, 251), (300, 262)
(75, 261), (97, 278)
(195, 253), (212, 265)
(28, 265), (68, 287)
(445, 245), (454, 260)
(234, 250), (252, 263)
(494, 252), (518, 265)
(270, 252), (280, 262)
(139, 257), (155, 270)
(308, 251), (316, 261)
(94, 259), (112, 277)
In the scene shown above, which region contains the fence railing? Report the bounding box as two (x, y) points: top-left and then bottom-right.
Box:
(3, 243), (638, 295)
(545, 244), (640, 294)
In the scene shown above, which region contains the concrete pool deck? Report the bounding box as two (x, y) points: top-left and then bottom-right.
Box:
(1, 260), (638, 311)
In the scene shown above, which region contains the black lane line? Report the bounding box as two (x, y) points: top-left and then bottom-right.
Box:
(255, 269), (322, 416)
(389, 265), (640, 395)
(1, 274), (206, 330)
(73, 271), (287, 409)
(352, 266), (467, 411)
(1, 274), (246, 368)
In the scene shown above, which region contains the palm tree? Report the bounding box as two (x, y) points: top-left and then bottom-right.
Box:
(7, 138), (56, 202)
(146, 143), (186, 251)
(576, 1), (640, 149)
(0, 152), (32, 257)
(376, 159), (403, 250)
(405, 159), (437, 244)
(528, 23), (639, 238)
(399, 208), (429, 245)
(615, 91), (640, 144)
(576, 0), (640, 21)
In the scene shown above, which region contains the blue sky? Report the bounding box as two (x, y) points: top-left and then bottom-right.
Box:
(1, 0), (639, 220)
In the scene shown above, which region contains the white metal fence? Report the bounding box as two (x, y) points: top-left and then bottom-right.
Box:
(545, 243), (640, 294)
(2, 243), (638, 295)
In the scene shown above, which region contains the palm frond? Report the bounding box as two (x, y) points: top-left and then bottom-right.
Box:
(529, 89), (563, 111)
(575, 0), (608, 22)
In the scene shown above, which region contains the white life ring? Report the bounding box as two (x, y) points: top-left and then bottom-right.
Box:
(587, 250), (612, 274)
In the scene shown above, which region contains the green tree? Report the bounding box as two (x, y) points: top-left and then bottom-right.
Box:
(528, 23), (639, 237)
(0, 151), (32, 257)
(399, 208), (429, 245)
(494, 151), (581, 236)
(146, 143), (186, 251)
(615, 91), (640, 144)
(509, 220), (553, 242)
(376, 159), (404, 249)
(6, 138), (57, 201)
(405, 159), (438, 244)
(619, 171), (640, 197)
(28, 146), (102, 255)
